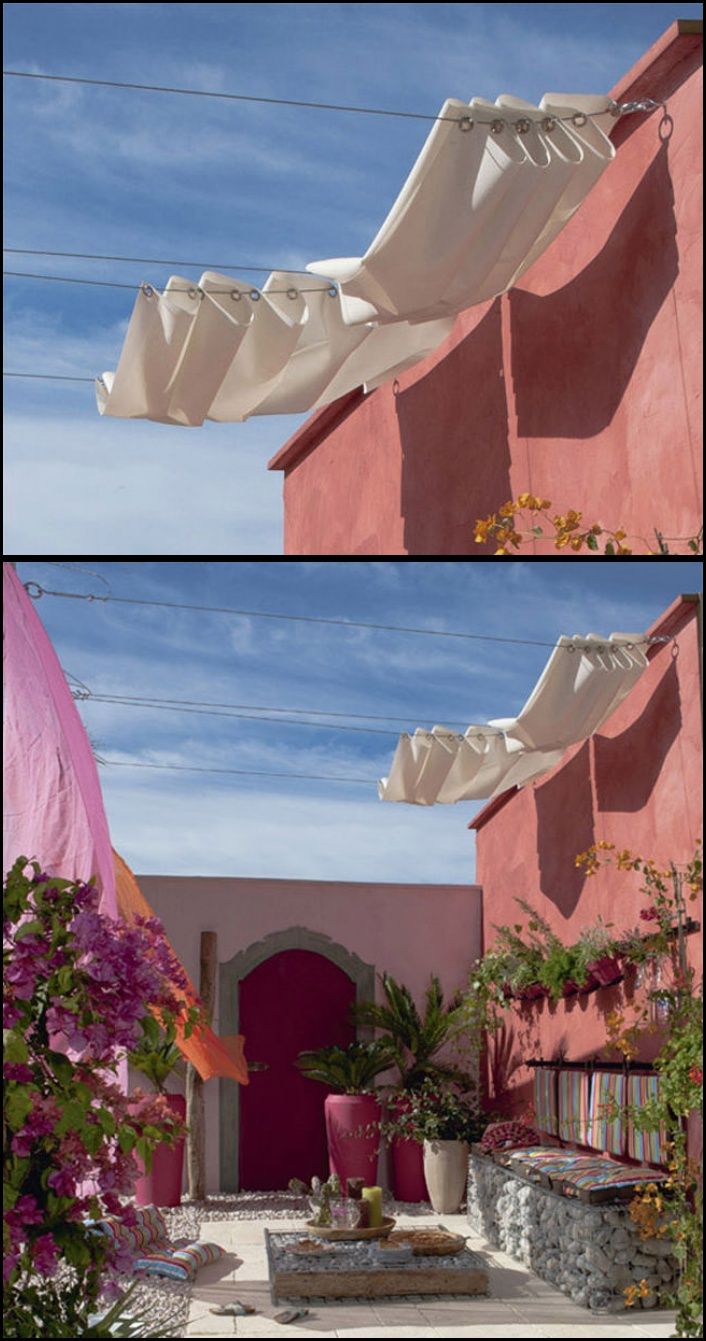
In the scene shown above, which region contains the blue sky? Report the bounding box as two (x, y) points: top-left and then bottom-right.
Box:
(4, 2), (702, 555)
(14, 559), (701, 884)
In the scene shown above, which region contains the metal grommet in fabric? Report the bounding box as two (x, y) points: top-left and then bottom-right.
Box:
(286, 287), (298, 300)
(626, 642), (634, 650)
(187, 287), (198, 299)
(249, 289), (261, 301)
(567, 644), (576, 653)
(490, 118), (505, 134)
(458, 116), (474, 132)
(141, 284), (154, 298)
(24, 581), (43, 600)
(541, 117), (556, 132)
(392, 378), (401, 397)
(609, 101), (622, 118)
(327, 285), (338, 298)
(671, 640), (679, 659)
(515, 118), (532, 134)
(230, 290), (242, 302)
(572, 112), (587, 127)
(596, 646), (605, 654)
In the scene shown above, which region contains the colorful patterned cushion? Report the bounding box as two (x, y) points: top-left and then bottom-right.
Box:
(556, 1158), (667, 1191)
(134, 1241), (224, 1280)
(626, 1075), (668, 1165)
(558, 1070), (590, 1144)
(588, 1071), (625, 1155)
(101, 1204), (168, 1251)
(533, 1068), (558, 1135)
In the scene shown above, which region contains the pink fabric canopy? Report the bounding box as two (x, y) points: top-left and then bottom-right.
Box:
(3, 564), (117, 918)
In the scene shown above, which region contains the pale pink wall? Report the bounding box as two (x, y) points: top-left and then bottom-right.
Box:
(471, 596), (702, 1139)
(137, 876), (481, 1190)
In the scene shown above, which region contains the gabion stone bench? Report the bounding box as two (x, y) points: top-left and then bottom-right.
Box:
(467, 1149), (677, 1312)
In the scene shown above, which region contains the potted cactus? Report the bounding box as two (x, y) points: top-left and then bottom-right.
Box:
(296, 1040), (394, 1191)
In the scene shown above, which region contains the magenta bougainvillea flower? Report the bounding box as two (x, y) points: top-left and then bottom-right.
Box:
(3, 857), (198, 1334)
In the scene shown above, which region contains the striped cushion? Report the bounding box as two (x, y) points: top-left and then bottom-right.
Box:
(626, 1075), (668, 1165)
(557, 1158), (667, 1191)
(135, 1241), (224, 1280)
(558, 1070), (590, 1144)
(533, 1068), (558, 1135)
(101, 1205), (169, 1251)
(588, 1072), (625, 1155)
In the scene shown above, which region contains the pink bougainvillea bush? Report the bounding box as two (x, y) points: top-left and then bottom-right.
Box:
(3, 856), (199, 1337)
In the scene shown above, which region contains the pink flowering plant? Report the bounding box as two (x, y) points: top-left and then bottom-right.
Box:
(3, 857), (202, 1337)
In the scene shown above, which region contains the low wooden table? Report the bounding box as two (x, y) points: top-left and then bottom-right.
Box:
(265, 1227), (489, 1302)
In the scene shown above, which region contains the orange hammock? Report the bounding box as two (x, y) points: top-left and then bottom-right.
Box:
(113, 847), (248, 1085)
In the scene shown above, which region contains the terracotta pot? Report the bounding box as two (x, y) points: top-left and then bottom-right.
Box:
(133, 1093), (186, 1208)
(388, 1098), (427, 1202)
(324, 1094), (381, 1190)
(588, 955), (623, 987)
(423, 1138), (469, 1213)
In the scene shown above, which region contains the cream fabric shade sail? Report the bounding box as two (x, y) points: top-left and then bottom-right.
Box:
(378, 634), (649, 805)
(96, 90), (615, 425)
(307, 93), (617, 326)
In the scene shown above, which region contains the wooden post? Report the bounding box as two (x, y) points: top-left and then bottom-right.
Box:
(186, 931), (217, 1201)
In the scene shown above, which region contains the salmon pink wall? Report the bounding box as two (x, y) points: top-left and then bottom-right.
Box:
(470, 596), (702, 1136)
(137, 876), (481, 1190)
(269, 22), (702, 556)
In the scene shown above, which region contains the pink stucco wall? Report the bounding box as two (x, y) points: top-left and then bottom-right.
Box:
(269, 22), (702, 556)
(137, 876), (481, 1191)
(469, 595), (702, 1139)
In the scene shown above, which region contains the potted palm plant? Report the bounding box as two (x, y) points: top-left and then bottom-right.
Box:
(351, 974), (473, 1201)
(128, 1016), (189, 1207)
(296, 1040), (394, 1191)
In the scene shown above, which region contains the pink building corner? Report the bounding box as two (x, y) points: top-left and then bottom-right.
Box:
(268, 21), (703, 556)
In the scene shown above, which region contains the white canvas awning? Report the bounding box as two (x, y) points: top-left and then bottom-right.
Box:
(378, 633), (649, 805)
(96, 91), (616, 425)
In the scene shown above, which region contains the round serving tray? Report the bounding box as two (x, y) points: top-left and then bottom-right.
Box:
(304, 1216), (396, 1241)
(385, 1229), (467, 1256)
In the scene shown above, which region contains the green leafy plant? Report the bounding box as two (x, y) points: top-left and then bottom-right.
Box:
(537, 940), (584, 1001)
(386, 1079), (483, 1144)
(128, 1016), (185, 1094)
(296, 1040), (395, 1094)
(351, 973), (472, 1092)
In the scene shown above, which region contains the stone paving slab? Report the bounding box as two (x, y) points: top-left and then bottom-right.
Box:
(179, 1197), (678, 1340)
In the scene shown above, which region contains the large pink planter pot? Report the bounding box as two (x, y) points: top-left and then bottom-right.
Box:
(324, 1094), (381, 1191)
(133, 1093), (186, 1208)
(388, 1099), (427, 1202)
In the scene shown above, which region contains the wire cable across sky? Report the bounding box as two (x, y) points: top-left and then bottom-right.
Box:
(26, 581), (662, 650)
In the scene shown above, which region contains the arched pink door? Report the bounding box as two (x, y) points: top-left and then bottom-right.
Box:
(239, 948), (356, 1191)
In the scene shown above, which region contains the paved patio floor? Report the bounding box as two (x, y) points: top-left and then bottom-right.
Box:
(182, 1207), (678, 1340)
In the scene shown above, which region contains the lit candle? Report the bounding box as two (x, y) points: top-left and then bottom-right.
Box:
(361, 1185), (383, 1227)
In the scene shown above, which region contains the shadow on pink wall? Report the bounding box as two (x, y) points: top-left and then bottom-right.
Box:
(510, 144), (678, 439)
(395, 298), (510, 556)
(535, 742), (594, 918)
(593, 658), (682, 812)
